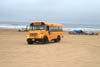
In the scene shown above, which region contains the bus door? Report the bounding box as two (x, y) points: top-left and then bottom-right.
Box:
(46, 26), (53, 40)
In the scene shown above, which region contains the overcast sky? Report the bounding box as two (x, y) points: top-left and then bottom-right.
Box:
(0, 0), (100, 24)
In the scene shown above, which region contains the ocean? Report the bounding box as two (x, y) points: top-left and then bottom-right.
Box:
(0, 21), (100, 31)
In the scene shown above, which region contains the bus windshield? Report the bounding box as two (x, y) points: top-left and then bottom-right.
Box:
(29, 25), (45, 30)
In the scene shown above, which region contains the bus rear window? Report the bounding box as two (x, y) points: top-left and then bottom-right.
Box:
(29, 25), (45, 30)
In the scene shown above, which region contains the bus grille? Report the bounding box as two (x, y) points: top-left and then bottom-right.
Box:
(30, 33), (37, 36)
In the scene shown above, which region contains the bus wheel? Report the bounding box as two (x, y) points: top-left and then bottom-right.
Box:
(27, 39), (33, 44)
(54, 36), (61, 42)
(42, 36), (49, 44)
(57, 36), (61, 42)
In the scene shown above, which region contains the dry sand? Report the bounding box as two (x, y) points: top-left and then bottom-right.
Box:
(0, 29), (100, 67)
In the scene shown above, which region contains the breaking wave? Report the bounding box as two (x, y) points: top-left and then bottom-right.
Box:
(0, 24), (26, 29)
(0, 24), (100, 32)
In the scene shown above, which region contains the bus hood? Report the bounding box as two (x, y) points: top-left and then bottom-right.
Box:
(28, 30), (45, 34)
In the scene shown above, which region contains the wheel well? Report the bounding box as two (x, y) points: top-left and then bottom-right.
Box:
(44, 35), (48, 39)
(43, 35), (49, 43)
(57, 35), (60, 38)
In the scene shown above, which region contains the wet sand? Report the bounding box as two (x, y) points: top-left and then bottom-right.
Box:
(0, 29), (100, 67)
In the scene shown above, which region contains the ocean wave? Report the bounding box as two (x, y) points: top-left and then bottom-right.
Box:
(0, 24), (26, 29)
(0, 24), (100, 32)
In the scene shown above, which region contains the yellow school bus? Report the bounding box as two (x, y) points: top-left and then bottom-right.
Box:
(27, 22), (63, 44)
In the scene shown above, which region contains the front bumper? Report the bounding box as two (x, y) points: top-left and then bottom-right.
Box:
(27, 38), (43, 42)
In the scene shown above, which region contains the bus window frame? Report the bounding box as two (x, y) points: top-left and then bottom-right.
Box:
(29, 25), (45, 30)
(46, 26), (62, 32)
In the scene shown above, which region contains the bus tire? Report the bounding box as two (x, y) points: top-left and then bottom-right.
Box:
(27, 39), (33, 44)
(54, 36), (61, 42)
(57, 36), (61, 42)
(42, 36), (49, 44)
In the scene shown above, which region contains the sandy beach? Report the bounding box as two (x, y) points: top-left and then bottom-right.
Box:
(0, 29), (100, 67)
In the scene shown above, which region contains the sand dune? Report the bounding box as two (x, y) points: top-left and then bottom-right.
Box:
(0, 29), (100, 67)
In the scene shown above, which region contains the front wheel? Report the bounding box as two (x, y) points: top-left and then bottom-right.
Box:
(27, 39), (33, 44)
(42, 36), (49, 44)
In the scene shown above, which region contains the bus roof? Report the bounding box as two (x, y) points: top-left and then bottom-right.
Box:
(44, 22), (62, 26)
(31, 22), (62, 26)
